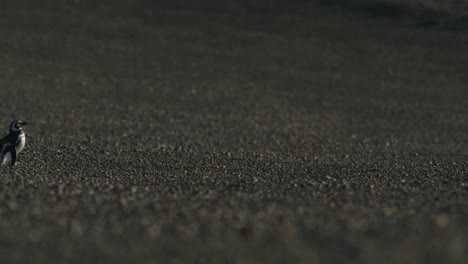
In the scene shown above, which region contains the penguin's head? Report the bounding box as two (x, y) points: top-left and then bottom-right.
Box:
(10, 120), (28, 132)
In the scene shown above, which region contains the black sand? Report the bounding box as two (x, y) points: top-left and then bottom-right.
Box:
(0, 1), (467, 263)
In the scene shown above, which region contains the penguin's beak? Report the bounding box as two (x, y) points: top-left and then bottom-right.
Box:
(21, 121), (28, 126)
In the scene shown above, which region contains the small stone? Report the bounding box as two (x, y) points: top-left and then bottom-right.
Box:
(434, 214), (449, 228)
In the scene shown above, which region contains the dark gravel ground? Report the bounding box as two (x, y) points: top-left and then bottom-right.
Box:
(0, 1), (467, 263)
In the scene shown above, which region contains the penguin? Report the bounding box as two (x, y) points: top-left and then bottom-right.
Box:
(0, 120), (27, 166)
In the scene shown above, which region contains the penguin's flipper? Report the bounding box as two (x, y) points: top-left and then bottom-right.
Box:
(9, 146), (17, 166)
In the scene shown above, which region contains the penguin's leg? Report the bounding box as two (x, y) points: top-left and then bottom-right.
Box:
(9, 146), (17, 167)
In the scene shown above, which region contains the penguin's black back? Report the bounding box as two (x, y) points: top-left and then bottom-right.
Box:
(0, 130), (19, 146)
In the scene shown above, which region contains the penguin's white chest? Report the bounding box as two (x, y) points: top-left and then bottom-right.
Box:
(16, 134), (26, 154)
